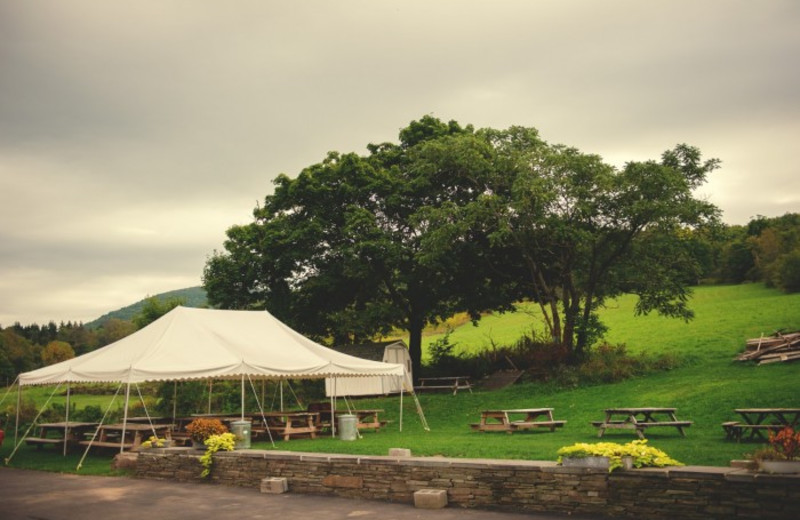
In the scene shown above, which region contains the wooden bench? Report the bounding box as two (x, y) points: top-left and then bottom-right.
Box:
(722, 421), (740, 440)
(25, 438), (68, 449)
(472, 408), (564, 434)
(79, 440), (135, 450)
(723, 422), (783, 441)
(470, 422), (511, 432)
(509, 420), (566, 432)
(592, 420), (693, 437)
(307, 402), (333, 430)
(639, 421), (693, 428)
(415, 377), (472, 395)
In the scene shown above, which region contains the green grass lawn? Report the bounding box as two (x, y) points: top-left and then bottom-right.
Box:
(1, 283), (798, 473)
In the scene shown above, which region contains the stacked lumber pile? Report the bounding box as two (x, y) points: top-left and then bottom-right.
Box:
(737, 332), (800, 364)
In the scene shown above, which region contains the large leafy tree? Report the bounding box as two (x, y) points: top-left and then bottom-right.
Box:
(476, 133), (721, 360)
(205, 117), (721, 372)
(204, 116), (514, 380)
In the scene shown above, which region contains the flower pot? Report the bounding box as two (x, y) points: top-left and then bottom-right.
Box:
(192, 440), (206, 450)
(758, 460), (800, 474)
(621, 455), (634, 470)
(561, 456), (610, 470)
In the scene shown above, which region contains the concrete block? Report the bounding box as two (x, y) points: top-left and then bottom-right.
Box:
(414, 488), (448, 509)
(388, 448), (412, 457)
(260, 477), (288, 494)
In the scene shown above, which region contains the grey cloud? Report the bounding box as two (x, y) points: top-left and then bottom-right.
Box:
(1, 0), (798, 325)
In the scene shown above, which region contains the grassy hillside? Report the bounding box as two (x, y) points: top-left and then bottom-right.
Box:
(416, 283), (800, 362)
(291, 283), (799, 466)
(86, 286), (207, 328)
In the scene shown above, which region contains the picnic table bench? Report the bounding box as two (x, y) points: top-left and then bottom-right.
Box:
(79, 422), (173, 451)
(471, 408), (566, 434)
(592, 408), (692, 439)
(256, 411), (319, 441)
(25, 422), (98, 452)
(305, 403), (388, 432)
(722, 408), (800, 441)
(415, 376), (472, 395)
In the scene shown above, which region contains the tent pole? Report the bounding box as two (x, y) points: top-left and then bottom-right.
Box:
(329, 381), (334, 438)
(207, 381), (213, 414)
(279, 381), (284, 412)
(172, 381), (177, 423)
(399, 377), (403, 432)
(64, 382), (71, 456)
(240, 374), (245, 421)
(121, 380), (132, 454)
(15, 381), (21, 447)
(331, 378), (337, 437)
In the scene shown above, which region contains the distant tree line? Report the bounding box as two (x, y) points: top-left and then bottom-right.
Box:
(0, 297), (179, 385)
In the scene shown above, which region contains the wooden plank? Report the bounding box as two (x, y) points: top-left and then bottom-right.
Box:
(79, 440), (135, 449)
(509, 420), (566, 431)
(25, 438), (65, 446)
(637, 421), (693, 428)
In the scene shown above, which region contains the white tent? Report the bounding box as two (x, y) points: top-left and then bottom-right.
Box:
(325, 341), (412, 397)
(7, 307), (428, 465)
(19, 306), (407, 386)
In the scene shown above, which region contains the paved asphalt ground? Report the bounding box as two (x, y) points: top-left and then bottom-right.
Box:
(0, 467), (603, 520)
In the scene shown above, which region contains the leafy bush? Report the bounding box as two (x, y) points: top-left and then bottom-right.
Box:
(777, 250), (800, 292)
(78, 405), (100, 422)
(423, 329), (684, 388)
(199, 432), (236, 477)
(186, 418), (228, 443)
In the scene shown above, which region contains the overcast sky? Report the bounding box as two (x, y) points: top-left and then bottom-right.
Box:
(1, 1), (798, 327)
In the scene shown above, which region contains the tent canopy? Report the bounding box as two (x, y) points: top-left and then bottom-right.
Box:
(19, 306), (406, 386)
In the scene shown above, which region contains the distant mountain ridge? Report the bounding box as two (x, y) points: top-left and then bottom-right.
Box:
(87, 286), (208, 328)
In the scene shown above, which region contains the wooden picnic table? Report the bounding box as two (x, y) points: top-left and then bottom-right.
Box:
(258, 411), (319, 441)
(470, 408), (566, 434)
(79, 422), (173, 451)
(415, 376), (472, 395)
(722, 408), (800, 441)
(25, 421), (98, 452)
(592, 407), (692, 439)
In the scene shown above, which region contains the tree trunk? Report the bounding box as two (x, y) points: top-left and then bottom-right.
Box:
(407, 314), (424, 386)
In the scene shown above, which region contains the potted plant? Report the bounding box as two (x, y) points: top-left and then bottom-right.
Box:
(557, 440), (682, 472)
(185, 418), (228, 449)
(750, 426), (800, 474)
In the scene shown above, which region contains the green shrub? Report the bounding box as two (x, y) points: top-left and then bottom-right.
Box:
(777, 250), (800, 292)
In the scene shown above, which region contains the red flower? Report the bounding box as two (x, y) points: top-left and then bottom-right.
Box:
(768, 426), (800, 460)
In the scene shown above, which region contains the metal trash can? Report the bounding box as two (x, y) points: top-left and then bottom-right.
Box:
(337, 414), (357, 441)
(230, 420), (251, 449)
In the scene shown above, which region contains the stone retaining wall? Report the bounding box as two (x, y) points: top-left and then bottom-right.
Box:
(134, 448), (799, 519)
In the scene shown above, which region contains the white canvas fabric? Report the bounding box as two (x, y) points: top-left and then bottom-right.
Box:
(325, 341), (413, 396)
(18, 306), (406, 386)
